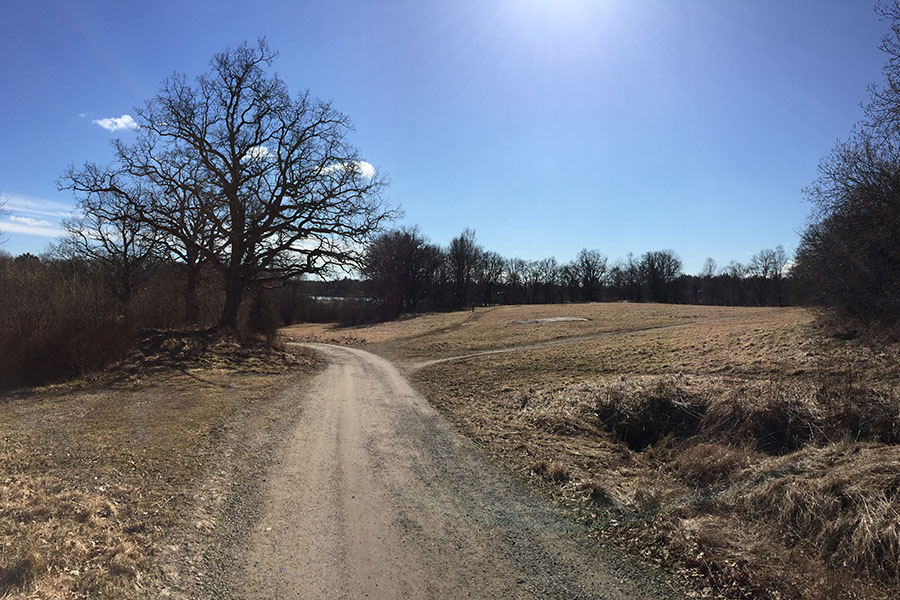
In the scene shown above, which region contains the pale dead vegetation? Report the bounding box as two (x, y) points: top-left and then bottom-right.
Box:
(0, 337), (318, 599)
(343, 303), (900, 599)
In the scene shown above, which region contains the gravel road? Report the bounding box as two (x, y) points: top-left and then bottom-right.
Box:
(234, 343), (684, 599)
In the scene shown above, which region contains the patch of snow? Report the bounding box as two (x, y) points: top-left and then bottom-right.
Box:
(509, 317), (590, 325)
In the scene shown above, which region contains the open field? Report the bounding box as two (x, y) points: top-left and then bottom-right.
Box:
(285, 303), (900, 599)
(0, 337), (319, 599)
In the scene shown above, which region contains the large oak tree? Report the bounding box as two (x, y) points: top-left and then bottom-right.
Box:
(63, 39), (393, 328)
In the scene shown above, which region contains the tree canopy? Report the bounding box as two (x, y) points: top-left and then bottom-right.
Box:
(62, 39), (393, 328)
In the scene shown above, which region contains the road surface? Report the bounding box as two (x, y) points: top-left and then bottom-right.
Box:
(235, 344), (682, 599)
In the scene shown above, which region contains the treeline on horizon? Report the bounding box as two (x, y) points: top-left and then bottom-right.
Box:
(358, 227), (794, 320)
(0, 232), (791, 388)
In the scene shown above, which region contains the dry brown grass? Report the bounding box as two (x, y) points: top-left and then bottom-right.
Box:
(332, 303), (900, 599)
(0, 337), (318, 599)
(284, 303), (771, 360)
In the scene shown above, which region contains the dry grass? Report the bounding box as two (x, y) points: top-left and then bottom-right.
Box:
(0, 336), (318, 599)
(333, 303), (900, 599)
(284, 303), (768, 360)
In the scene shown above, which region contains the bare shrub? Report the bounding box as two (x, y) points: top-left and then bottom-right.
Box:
(531, 460), (571, 483)
(0, 258), (132, 388)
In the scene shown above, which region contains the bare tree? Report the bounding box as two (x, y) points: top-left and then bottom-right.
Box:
(506, 257), (527, 304)
(523, 260), (542, 304)
(447, 228), (480, 308)
(363, 227), (442, 317)
(575, 248), (607, 302)
(474, 250), (505, 305)
(748, 246), (789, 306)
(57, 187), (158, 310)
(536, 257), (559, 303)
(560, 261), (580, 303)
(62, 157), (219, 324)
(699, 257), (717, 279)
(641, 250), (682, 303)
(65, 40), (393, 328)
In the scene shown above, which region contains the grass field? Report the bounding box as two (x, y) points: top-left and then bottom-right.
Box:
(0, 336), (318, 599)
(286, 303), (900, 599)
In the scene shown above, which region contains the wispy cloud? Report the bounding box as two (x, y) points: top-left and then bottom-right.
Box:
(10, 215), (52, 227)
(0, 220), (61, 237)
(1, 194), (70, 238)
(93, 114), (139, 132)
(5, 194), (72, 219)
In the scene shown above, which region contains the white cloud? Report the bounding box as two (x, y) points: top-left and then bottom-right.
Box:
(0, 220), (60, 237)
(1, 193), (70, 238)
(10, 215), (51, 227)
(356, 160), (376, 179)
(323, 160), (376, 179)
(92, 114), (139, 132)
(242, 145), (272, 162)
(782, 259), (796, 275)
(5, 194), (72, 218)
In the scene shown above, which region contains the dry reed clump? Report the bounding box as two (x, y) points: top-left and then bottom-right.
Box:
(517, 384), (605, 437)
(670, 443), (757, 488)
(591, 376), (708, 450)
(700, 378), (900, 453)
(700, 383), (824, 454)
(518, 376), (709, 450)
(738, 444), (900, 586)
(816, 377), (900, 445)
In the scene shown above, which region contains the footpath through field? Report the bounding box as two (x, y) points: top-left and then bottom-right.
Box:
(403, 315), (739, 372)
(234, 343), (683, 599)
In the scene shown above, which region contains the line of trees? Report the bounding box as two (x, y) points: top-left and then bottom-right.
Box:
(793, 1), (900, 335)
(362, 227), (793, 320)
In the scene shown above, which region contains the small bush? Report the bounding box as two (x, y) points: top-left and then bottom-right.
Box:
(532, 460), (570, 483)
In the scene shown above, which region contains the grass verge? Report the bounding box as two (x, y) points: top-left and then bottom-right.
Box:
(0, 333), (318, 599)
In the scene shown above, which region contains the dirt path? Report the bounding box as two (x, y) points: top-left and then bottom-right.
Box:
(234, 344), (683, 599)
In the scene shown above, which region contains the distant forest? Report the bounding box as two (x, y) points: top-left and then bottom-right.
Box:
(357, 227), (793, 320)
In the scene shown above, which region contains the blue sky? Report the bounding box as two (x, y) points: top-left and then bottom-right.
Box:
(0, 0), (889, 273)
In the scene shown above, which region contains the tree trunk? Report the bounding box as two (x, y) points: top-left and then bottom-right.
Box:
(220, 244), (244, 329)
(185, 266), (200, 326)
(220, 271), (243, 329)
